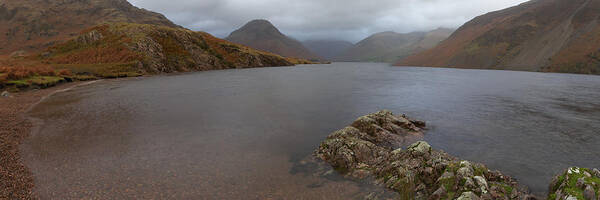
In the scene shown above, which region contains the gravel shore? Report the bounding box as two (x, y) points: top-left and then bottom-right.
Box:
(0, 83), (83, 199)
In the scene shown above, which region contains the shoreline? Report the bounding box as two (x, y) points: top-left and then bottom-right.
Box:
(0, 81), (96, 199)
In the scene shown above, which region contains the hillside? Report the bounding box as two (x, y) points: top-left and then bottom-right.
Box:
(226, 20), (320, 61)
(399, 0), (600, 75)
(1, 22), (296, 90)
(302, 40), (353, 61)
(0, 0), (179, 54)
(40, 23), (294, 77)
(337, 28), (453, 63)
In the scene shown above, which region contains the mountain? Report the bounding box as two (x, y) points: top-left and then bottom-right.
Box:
(399, 0), (600, 75)
(0, 0), (179, 54)
(302, 40), (353, 61)
(226, 19), (320, 61)
(337, 28), (454, 63)
(37, 23), (295, 77)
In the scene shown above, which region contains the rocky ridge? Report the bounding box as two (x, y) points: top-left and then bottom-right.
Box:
(41, 23), (295, 77)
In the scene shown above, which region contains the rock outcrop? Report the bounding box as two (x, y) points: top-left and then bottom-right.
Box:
(314, 110), (535, 199)
(548, 167), (600, 200)
(41, 23), (294, 77)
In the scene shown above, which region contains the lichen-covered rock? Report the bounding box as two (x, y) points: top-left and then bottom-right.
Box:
(314, 110), (534, 199)
(407, 141), (432, 156)
(548, 167), (600, 200)
(457, 191), (480, 200)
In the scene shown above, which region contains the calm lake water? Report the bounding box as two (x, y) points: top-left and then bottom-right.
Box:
(23, 63), (600, 198)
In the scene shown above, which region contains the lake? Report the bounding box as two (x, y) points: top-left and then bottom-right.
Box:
(22, 62), (600, 198)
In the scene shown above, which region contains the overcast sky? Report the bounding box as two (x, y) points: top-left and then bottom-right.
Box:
(129, 0), (529, 42)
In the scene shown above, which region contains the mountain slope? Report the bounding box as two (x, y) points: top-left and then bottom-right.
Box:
(0, 0), (179, 54)
(399, 0), (600, 74)
(337, 28), (453, 63)
(226, 20), (320, 61)
(40, 23), (293, 77)
(302, 40), (353, 61)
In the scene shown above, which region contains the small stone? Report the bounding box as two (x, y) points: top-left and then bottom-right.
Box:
(474, 176), (489, 193)
(568, 167), (580, 174)
(554, 190), (563, 200)
(437, 171), (455, 182)
(464, 177), (476, 189)
(549, 175), (560, 193)
(407, 141), (431, 155)
(460, 161), (473, 168)
(593, 168), (600, 177)
(584, 171), (592, 178)
(1, 91), (10, 97)
(584, 185), (596, 200)
(577, 177), (586, 188)
(391, 148), (403, 155)
(457, 191), (480, 200)
(510, 188), (519, 199)
(430, 186), (447, 200)
(410, 119), (426, 128)
(457, 166), (474, 179)
(566, 196), (578, 200)
(480, 193), (493, 200)
(365, 192), (378, 200)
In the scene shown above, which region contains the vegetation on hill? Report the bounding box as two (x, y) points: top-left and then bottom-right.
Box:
(0, 23), (303, 91)
(337, 28), (454, 63)
(399, 0), (600, 75)
(0, 0), (179, 54)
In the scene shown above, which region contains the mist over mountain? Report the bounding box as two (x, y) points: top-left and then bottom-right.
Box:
(129, 0), (529, 42)
(225, 20), (320, 60)
(337, 28), (454, 63)
(399, 0), (600, 74)
(302, 40), (354, 61)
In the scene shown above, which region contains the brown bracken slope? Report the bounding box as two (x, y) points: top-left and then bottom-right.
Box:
(226, 19), (321, 61)
(39, 23), (295, 78)
(0, 0), (179, 54)
(398, 0), (600, 75)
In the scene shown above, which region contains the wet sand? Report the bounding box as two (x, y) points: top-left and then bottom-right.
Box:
(0, 82), (90, 199)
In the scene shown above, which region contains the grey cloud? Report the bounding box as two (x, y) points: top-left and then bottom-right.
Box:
(129, 0), (529, 42)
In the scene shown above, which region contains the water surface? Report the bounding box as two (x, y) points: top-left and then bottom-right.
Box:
(23, 63), (600, 198)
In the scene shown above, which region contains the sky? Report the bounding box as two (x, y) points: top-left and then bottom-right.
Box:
(129, 0), (529, 43)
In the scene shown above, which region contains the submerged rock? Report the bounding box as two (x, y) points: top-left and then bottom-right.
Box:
(314, 110), (534, 199)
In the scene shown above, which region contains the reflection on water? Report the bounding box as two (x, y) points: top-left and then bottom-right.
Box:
(22, 63), (600, 198)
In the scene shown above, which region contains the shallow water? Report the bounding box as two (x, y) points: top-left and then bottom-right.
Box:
(23, 63), (600, 198)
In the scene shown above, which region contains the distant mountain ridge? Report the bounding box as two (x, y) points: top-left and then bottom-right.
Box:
(0, 0), (179, 54)
(399, 0), (600, 75)
(226, 20), (320, 61)
(303, 40), (353, 61)
(337, 28), (454, 63)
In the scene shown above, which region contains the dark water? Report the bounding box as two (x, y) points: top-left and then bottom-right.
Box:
(23, 63), (600, 198)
